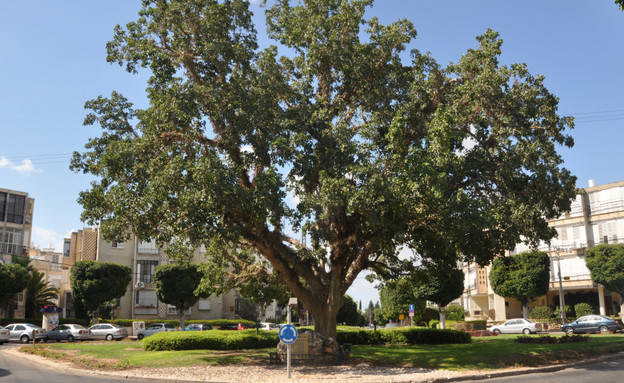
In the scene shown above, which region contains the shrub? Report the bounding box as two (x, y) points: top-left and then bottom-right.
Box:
(445, 305), (465, 321)
(142, 329), (279, 351)
(574, 303), (594, 318)
(450, 320), (486, 331)
(529, 306), (553, 320)
(469, 330), (496, 337)
(422, 307), (440, 326)
(515, 335), (588, 344)
(429, 320), (440, 329)
(335, 327), (470, 345)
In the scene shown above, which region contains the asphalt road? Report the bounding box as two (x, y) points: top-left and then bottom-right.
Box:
(459, 354), (624, 383)
(0, 343), (135, 383)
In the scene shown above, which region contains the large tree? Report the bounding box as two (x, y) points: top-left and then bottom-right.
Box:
(25, 270), (60, 318)
(154, 263), (208, 328)
(336, 295), (365, 326)
(585, 244), (624, 320)
(379, 277), (425, 324)
(489, 251), (551, 319)
(70, 261), (132, 324)
(71, 0), (576, 338)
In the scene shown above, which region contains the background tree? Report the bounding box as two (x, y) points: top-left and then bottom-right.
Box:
(154, 263), (208, 328)
(617, 0), (623, 11)
(70, 261), (131, 324)
(379, 277), (425, 325)
(238, 262), (290, 322)
(0, 262), (30, 317)
(336, 295), (366, 326)
(415, 262), (465, 329)
(72, 0), (576, 338)
(585, 244), (624, 320)
(236, 297), (260, 321)
(25, 270), (59, 318)
(364, 300), (375, 324)
(489, 251), (550, 319)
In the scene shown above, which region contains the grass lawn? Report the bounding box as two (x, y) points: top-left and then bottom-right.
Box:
(20, 333), (624, 371)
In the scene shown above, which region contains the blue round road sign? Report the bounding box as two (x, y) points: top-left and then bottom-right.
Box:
(279, 324), (298, 344)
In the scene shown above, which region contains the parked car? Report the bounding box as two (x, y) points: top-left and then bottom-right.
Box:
(137, 323), (177, 340)
(258, 323), (280, 331)
(561, 315), (623, 334)
(0, 326), (10, 344)
(4, 323), (47, 343)
(490, 319), (542, 335)
(183, 324), (213, 331)
(89, 323), (129, 341)
(218, 323), (251, 330)
(45, 324), (92, 342)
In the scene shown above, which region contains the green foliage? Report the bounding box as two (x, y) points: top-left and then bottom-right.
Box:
(489, 251), (550, 307)
(70, 261), (132, 322)
(585, 244), (624, 298)
(72, 0), (576, 338)
(422, 307), (440, 325)
(445, 304), (466, 321)
(417, 265), (465, 308)
(529, 305), (554, 320)
(515, 335), (589, 344)
(0, 262), (31, 308)
(379, 278), (425, 322)
(142, 329), (279, 351)
(236, 297), (259, 321)
(574, 303), (594, 317)
(25, 270), (59, 318)
(336, 327), (471, 345)
(154, 263), (206, 328)
(337, 295), (366, 326)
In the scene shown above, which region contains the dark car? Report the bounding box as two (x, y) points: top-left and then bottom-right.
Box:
(561, 315), (623, 334)
(218, 323), (251, 330)
(183, 324), (213, 331)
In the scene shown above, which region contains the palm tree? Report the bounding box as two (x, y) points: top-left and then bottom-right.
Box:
(25, 270), (59, 318)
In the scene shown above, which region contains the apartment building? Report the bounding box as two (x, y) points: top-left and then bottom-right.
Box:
(0, 188), (34, 263)
(65, 227), (241, 321)
(461, 180), (624, 321)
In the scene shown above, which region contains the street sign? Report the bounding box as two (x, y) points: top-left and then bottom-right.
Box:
(409, 304), (415, 317)
(279, 324), (298, 344)
(399, 314), (404, 320)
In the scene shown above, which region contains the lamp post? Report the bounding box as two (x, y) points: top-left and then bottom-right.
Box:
(555, 247), (566, 324)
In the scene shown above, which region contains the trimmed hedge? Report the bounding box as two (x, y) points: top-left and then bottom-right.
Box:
(336, 327), (471, 345)
(142, 329), (280, 351)
(515, 335), (588, 344)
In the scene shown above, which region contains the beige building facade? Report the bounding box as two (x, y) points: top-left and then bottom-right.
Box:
(461, 180), (624, 322)
(65, 228), (241, 322)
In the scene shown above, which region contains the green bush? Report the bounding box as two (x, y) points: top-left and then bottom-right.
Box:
(574, 303), (594, 317)
(422, 307), (440, 326)
(445, 305), (465, 321)
(142, 329), (279, 351)
(529, 306), (554, 320)
(335, 327), (470, 345)
(429, 320), (440, 329)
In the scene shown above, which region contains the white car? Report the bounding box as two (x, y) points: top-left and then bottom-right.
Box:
(89, 323), (129, 341)
(258, 323), (280, 331)
(137, 323), (176, 340)
(4, 323), (47, 343)
(490, 318), (542, 335)
(0, 326), (10, 344)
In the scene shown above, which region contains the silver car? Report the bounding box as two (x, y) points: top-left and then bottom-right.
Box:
(89, 323), (129, 341)
(45, 324), (92, 342)
(136, 323), (176, 340)
(490, 318), (542, 335)
(0, 326), (10, 344)
(4, 323), (47, 343)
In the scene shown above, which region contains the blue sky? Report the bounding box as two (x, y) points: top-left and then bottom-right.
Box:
(1, 1), (623, 305)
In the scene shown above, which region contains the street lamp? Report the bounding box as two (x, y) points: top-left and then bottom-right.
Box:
(552, 246), (566, 324)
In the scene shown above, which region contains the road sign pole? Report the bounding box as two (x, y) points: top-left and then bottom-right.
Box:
(287, 304), (291, 379)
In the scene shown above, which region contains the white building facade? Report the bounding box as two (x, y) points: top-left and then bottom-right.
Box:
(461, 180), (624, 321)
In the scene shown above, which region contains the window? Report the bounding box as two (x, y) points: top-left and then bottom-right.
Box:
(136, 260), (159, 283)
(111, 240), (125, 249)
(0, 192), (6, 221)
(6, 194), (25, 224)
(63, 239), (71, 257)
(1, 227), (23, 254)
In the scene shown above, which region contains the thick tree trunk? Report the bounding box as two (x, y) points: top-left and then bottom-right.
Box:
(313, 308), (339, 340)
(179, 310), (185, 329)
(439, 306), (446, 329)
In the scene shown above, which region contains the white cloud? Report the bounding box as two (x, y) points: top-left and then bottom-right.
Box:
(0, 156), (41, 175)
(32, 226), (73, 252)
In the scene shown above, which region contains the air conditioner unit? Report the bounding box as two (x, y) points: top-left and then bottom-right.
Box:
(135, 282), (145, 289)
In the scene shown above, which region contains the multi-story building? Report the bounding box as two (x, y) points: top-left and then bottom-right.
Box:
(0, 188), (34, 263)
(64, 227), (241, 322)
(461, 180), (624, 321)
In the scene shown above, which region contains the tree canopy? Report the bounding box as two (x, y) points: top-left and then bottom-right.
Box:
(0, 262), (30, 315)
(70, 261), (132, 324)
(379, 277), (425, 324)
(489, 251), (551, 318)
(154, 262), (208, 328)
(71, 0), (576, 338)
(416, 262), (465, 329)
(336, 295), (365, 326)
(585, 244), (624, 319)
(25, 269), (59, 318)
